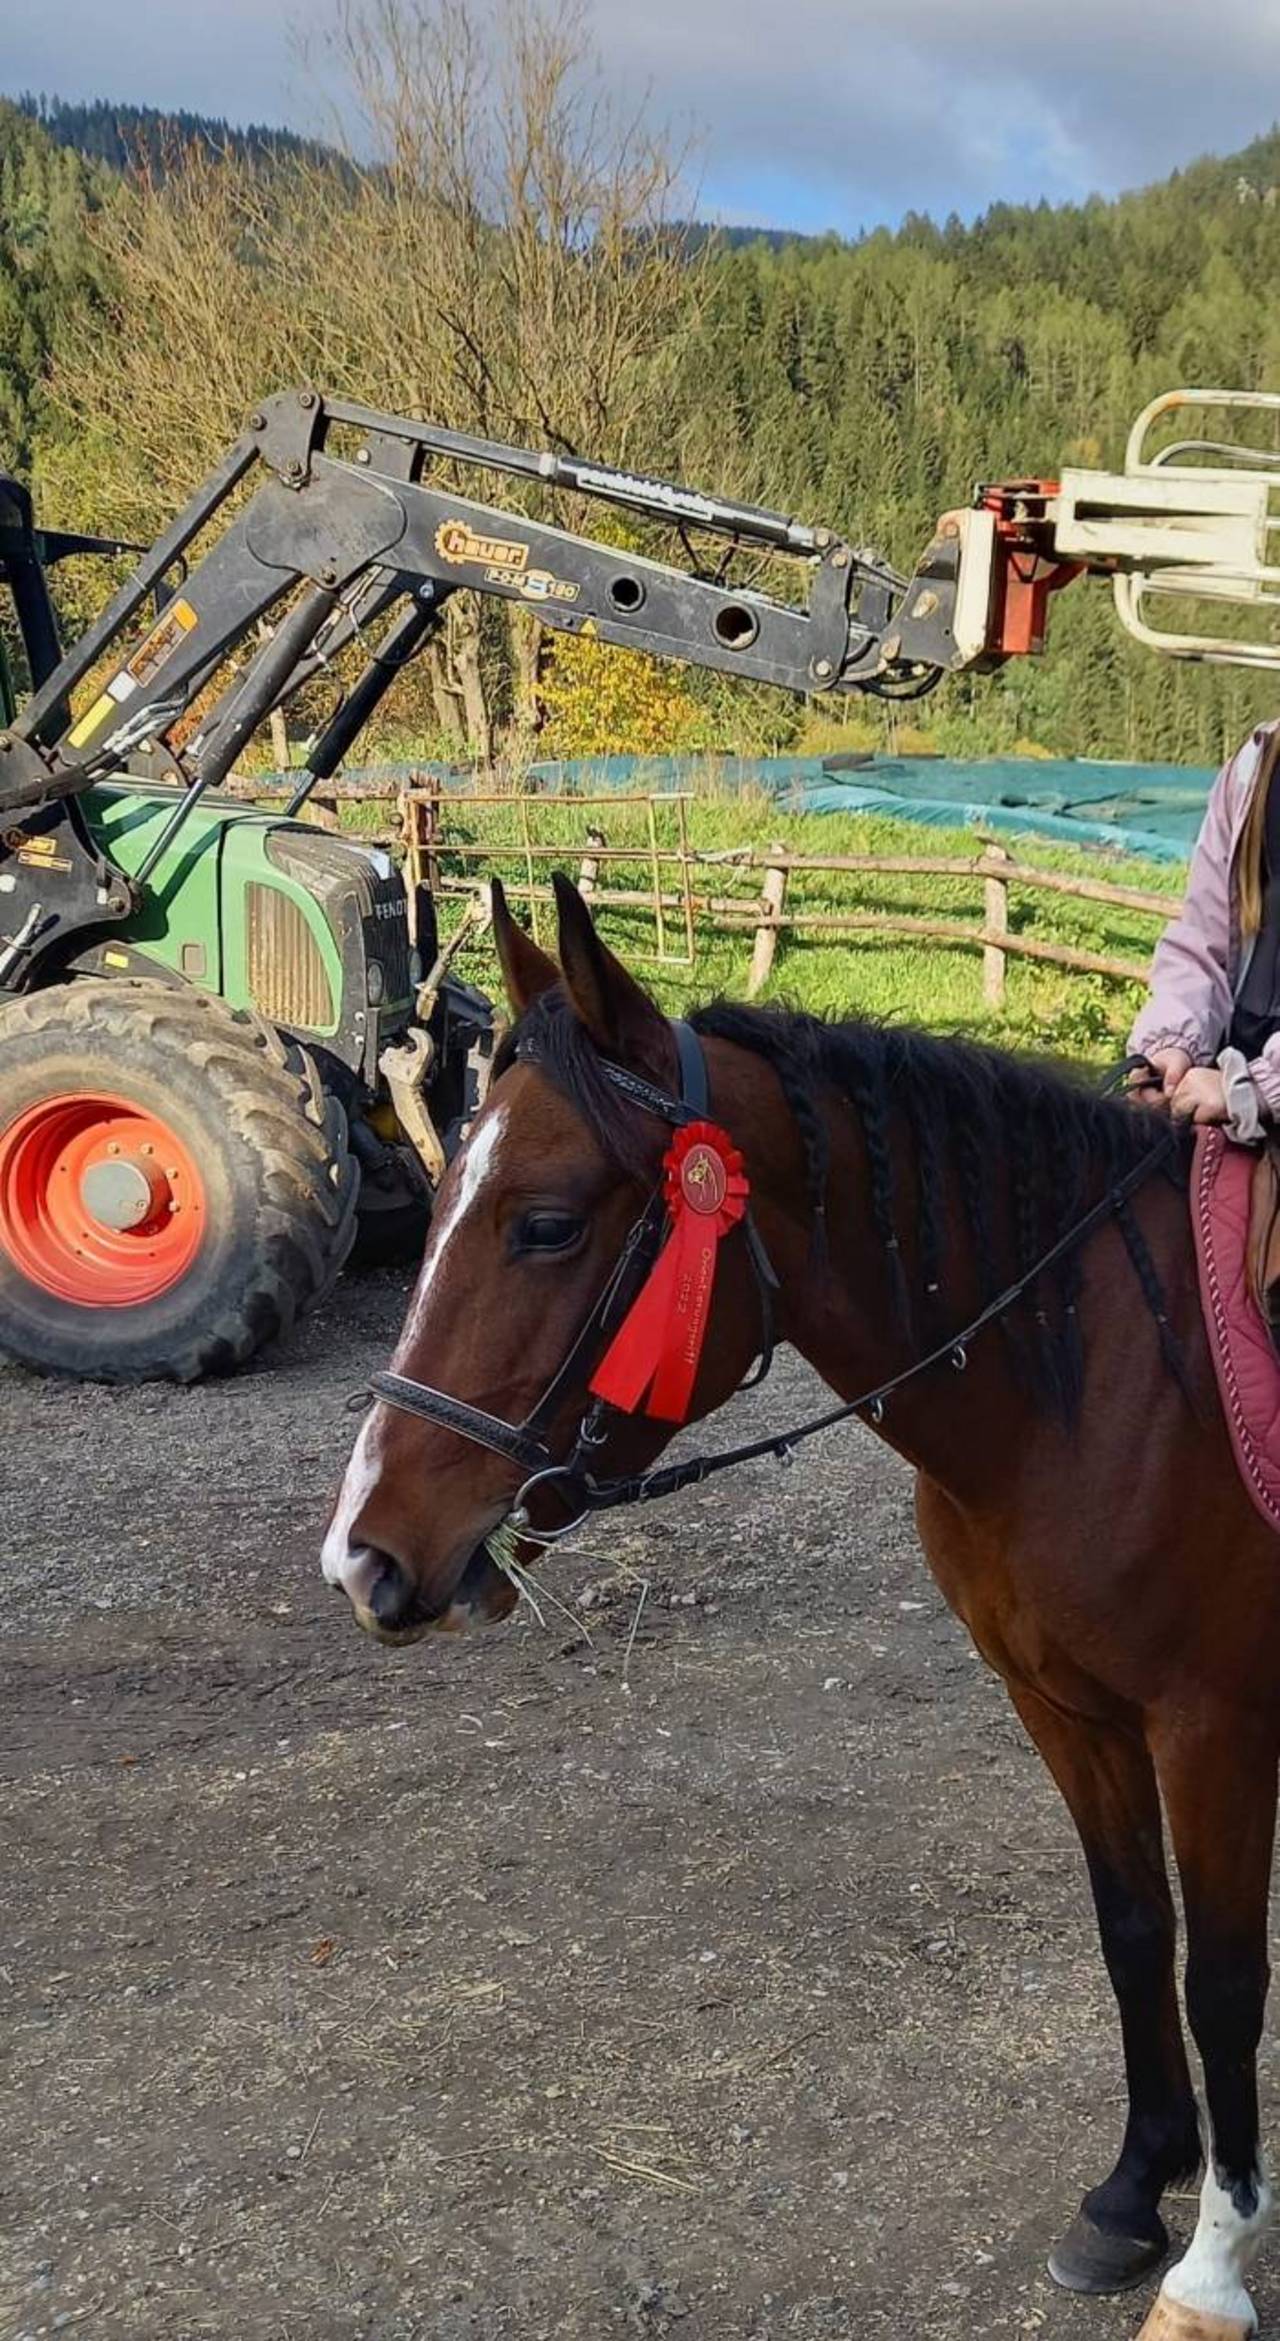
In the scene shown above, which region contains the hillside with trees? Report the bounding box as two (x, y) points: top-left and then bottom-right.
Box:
(2, 29), (1279, 769)
(16, 94), (328, 176)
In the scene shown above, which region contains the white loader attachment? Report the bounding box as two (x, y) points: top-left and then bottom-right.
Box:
(1051, 389), (1280, 669)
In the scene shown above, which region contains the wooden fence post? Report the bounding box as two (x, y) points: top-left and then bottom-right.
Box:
(268, 706), (290, 774)
(676, 793), (696, 967)
(402, 795), (423, 950)
(747, 844), (788, 998)
(423, 789), (441, 897)
(983, 842), (1011, 1006)
(647, 795), (668, 961)
(578, 825), (606, 897)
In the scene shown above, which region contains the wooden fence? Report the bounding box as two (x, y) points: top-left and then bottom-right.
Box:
(229, 775), (1173, 1003)
(399, 787), (1172, 1003)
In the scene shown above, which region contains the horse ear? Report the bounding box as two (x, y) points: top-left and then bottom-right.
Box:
(552, 871), (669, 1063)
(490, 877), (559, 1017)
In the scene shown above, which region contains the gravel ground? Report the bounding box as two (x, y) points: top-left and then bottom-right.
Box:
(2, 1269), (1277, 2341)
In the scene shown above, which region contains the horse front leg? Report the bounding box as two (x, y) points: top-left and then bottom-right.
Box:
(1139, 1716), (1278, 2340)
(1005, 1682), (1202, 2294)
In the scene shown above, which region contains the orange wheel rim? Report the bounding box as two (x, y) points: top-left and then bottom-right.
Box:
(0, 1091), (206, 1306)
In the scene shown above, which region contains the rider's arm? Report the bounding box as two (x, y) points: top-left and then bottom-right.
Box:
(1129, 737), (1261, 1068)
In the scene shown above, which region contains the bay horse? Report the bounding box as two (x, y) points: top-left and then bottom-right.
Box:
(323, 874), (1280, 2341)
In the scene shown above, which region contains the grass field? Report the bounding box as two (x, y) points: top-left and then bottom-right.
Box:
(334, 786), (1185, 1070)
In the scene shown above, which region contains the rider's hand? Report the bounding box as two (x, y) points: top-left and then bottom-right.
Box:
(1170, 1066), (1229, 1125)
(1127, 1046), (1191, 1107)
(1152, 1046), (1193, 1099)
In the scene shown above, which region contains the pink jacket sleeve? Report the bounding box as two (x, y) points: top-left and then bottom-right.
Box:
(1247, 1034), (1280, 1117)
(1128, 753), (1241, 1067)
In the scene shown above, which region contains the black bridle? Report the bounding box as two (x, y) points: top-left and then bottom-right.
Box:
(370, 1035), (1178, 1535)
(371, 1020), (778, 1534)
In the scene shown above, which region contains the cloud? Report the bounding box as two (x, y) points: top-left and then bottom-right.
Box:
(4, 0), (1279, 231)
(581, 0), (1280, 228)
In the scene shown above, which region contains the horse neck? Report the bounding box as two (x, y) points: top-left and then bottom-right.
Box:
(710, 1034), (1043, 1505)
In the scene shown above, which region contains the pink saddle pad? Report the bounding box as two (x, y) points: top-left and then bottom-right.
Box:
(1193, 1126), (1280, 1535)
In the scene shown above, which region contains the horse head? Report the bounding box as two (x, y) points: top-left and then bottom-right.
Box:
(321, 875), (777, 1643)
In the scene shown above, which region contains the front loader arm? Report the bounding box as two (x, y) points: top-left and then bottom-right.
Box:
(0, 388), (967, 822)
(7, 381), (1280, 838)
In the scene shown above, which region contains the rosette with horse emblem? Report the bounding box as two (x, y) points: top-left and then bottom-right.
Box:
(590, 1121), (749, 1422)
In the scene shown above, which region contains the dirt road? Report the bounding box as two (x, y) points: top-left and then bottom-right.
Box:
(2, 1271), (1273, 2341)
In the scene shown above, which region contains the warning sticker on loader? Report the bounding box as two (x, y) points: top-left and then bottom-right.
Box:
(67, 597), (199, 751)
(12, 832), (72, 874)
(123, 596), (198, 688)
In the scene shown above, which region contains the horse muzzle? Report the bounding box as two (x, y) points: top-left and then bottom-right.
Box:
(326, 1537), (518, 1643)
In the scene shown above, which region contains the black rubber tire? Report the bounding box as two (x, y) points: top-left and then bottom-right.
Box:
(0, 979), (359, 1383)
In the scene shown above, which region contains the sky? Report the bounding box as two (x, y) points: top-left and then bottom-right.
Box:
(4, 0), (1280, 234)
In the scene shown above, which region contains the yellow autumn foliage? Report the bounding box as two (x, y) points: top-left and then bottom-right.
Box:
(538, 633), (709, 758)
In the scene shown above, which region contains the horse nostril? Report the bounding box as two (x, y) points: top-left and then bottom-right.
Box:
(366, 1551), (420, 1630)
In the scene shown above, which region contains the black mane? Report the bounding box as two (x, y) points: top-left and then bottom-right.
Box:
(505, 989), (1190, 1419)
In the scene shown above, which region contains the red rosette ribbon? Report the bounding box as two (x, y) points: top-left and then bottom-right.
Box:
(589, 1121), (749, 1424)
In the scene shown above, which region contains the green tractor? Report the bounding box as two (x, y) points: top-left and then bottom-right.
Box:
(0, 458), (492, 1382)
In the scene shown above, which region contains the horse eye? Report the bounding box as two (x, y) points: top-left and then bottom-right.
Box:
(515, 1209), (585, 1254)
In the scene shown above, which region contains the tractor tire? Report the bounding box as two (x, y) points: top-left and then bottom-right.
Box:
(0, 979), (359, 1383)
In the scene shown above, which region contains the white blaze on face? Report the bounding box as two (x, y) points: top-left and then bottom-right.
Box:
(402, 1101), (508, 1335)
(320, 1103), (509, 1596)
(1160, 2156), (1272, 2331)
(320, 1406), (383, 1589)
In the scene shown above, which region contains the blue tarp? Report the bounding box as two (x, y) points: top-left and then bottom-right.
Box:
(778, 757), (1217, 863)
(332, 752), (1219, 864)
(753, 757), (1216, 864)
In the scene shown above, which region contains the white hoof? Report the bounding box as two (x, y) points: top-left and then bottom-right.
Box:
(1139, 2159), (1270, 2341)
(1135, 2289), (1254, 2341)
